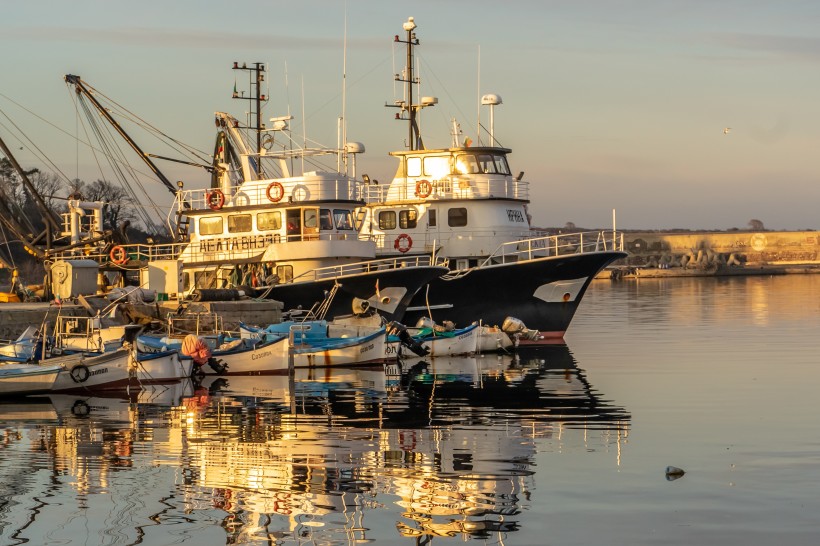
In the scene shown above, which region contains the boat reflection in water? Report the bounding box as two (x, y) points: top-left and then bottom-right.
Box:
(186, 346), (630, 543)
(0, 346), (628, 544)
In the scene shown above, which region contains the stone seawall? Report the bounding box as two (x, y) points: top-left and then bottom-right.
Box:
(0, 299), (283, 340)
(619, 230), (820, 268)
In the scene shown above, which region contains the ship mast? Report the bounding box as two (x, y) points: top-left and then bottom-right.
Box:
(389, 17), (436, 151)
(231, 62), (267, 176)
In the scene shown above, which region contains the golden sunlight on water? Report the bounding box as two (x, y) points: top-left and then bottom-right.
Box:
(3, 276), (820, 545)
(0, 350), (628, 545)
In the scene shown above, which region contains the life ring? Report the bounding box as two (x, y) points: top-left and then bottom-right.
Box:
(71, 400), (91, 416)
(415, 179), (432, 198)
(109, 245), (128, 265)
(266, 181), (285, 202)
(394, 233), (413, 253)
(207, 189), (225, 210)
(70, 364), (90, 383)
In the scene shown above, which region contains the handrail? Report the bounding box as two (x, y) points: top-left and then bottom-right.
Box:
(363, 175), (529, 203)
(465, 230), (625, 271)
(289, 255), (447, 283)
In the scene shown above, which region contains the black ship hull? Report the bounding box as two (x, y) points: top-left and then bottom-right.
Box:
(402, 251), (626, 341)
(258, 265), (449, 322)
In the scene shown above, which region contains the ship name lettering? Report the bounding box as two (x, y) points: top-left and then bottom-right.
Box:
(251, 350), (273, 360)
(506, 209), (525, 222)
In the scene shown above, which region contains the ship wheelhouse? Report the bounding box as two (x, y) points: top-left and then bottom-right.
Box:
(360, 146), (533, 262)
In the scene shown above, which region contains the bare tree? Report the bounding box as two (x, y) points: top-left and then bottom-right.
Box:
(564, 221), (576, 231)
(68, 178), (135, 230)
(748, 219), (765, 231)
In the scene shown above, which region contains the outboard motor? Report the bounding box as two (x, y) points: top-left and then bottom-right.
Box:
(501, 316), (541, 341)
(415, 317), (455, 333)
(206, 357), (229, 375)
(387, 321), (429, 357)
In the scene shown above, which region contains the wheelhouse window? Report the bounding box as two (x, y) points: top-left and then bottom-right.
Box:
(379, 210), (397, 230)
(276, 265), (293, 283)
(423, 156), (450, 178)
(399, 209), (418, 229)
(448, 207), (468, 227)
(199, 216), (224, 235)
(303, 208), (319, 237)
(257, 211), (282, 231)
(456, 153), (511, 175)
(319, 209), (334, 231)
(407, 157), (422, 177)
(334, 209), (354, 230)
(227, 214), (252, 233)
(456, 154), (479, 174)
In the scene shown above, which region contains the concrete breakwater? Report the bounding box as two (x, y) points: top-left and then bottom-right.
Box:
(608, 230), (820, 278)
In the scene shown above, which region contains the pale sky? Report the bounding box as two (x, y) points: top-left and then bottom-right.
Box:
(2, 0), (819, 230)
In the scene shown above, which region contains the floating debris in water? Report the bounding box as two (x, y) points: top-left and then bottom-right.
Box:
(665, 466), (686, 481)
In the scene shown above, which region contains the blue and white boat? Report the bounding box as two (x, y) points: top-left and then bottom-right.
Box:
(385, 322), (479, 359)
(0, 363), (62, 396)
(239, 321), (388, 369)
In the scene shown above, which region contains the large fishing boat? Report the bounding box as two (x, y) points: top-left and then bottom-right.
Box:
(357, 18), (627, 340)
(59, 74), (447, 322)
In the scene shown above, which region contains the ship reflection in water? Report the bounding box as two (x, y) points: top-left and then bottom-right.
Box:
(0, 346), (629, 545)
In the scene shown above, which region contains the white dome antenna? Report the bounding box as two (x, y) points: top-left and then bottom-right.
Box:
(481, 93), (503, 145)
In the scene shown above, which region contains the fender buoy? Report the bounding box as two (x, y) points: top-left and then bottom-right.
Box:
(207, 189), (225, 210)
(415, 179), (432, 198)
(394, 233), (413, 253)
(71, 400), (91, 416)
(266, 181), (285, 203)
(109, 245), (128, 265)
(70, 364), (90, 383)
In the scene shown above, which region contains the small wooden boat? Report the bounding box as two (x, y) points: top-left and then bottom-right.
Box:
(0, 326), (45, 363)
(138, 333), (287, 375)
(385, 322), (479, 359)
(476, 324), (515, 353)
(134, 350), (194, 383)
(49, 348), (136, 392)
(0, 362), (62, 396)
(240, 321), (389, 368)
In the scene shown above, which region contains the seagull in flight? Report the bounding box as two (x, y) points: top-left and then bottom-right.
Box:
(723, 127), (732, 135)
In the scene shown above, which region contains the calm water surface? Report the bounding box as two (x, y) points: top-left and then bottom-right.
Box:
(2, 275), (820, 545)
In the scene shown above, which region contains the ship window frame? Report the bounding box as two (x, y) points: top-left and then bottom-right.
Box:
(423, 155), (450, 177)
(333, 209), (354, 230)
(448, 207), (468, 227)
(199, 216), (224, 235)
(303, 207), (319, 236)
(276, 265), (293, 283)
(319, 208), (334, 231)
(399, 209), (418, 229)
(379, 210), (397, 230)
(257, 211), (282, 231)
(227, 214), (252, 234)
(428, 209), (437, 227)
(407, 157), (422, 177)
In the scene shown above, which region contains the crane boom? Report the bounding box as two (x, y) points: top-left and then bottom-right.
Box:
(64, 74), (179, 196)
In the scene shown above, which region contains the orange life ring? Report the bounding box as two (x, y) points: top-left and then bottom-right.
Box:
(110, 245), (128, 265)
(394, 233), (413, 253)
(266, 181), (285, 202)
(207, 189), (225, 210)
(415, 179), (432, 198)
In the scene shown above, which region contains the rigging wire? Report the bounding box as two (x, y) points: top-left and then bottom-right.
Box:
(74, 96), (160, 232)
(0, 105), (75, 186)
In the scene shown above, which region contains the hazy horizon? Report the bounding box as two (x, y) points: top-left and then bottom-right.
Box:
(2, 1), (818, 231)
